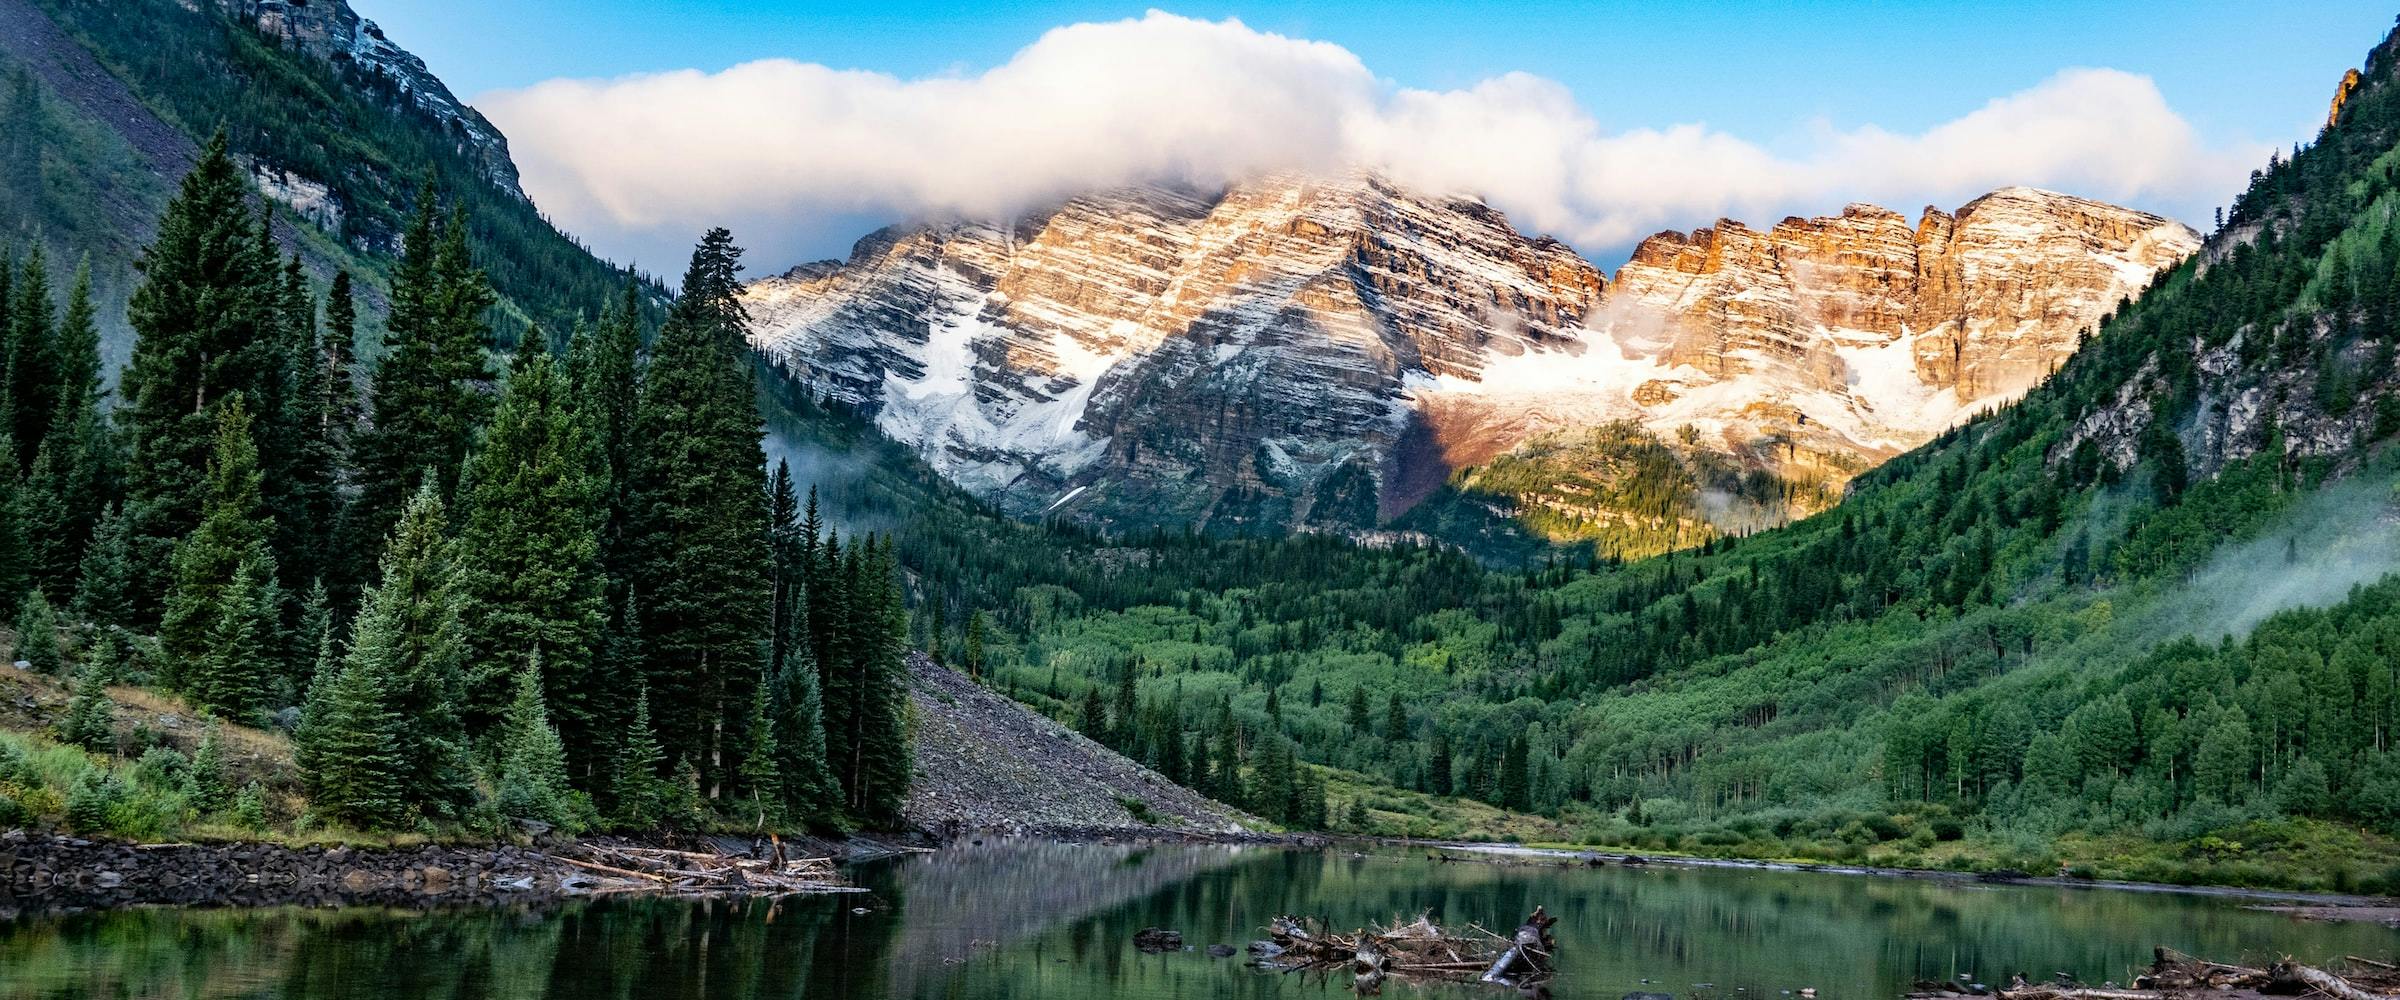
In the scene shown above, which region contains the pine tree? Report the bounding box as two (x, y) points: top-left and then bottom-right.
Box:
(1382, 693), (1408, 742)
(190, 723), (230, 814)
(0, 450), (28, 620)
(120, 133), (285, 620)
(338, 484), (472, 817)
(850, 537), (913, 823)
(265, 256), (339, 595)
(55, 660), (111, 752)
(1346, 686), (1370, 732)
(69, 503), (133, 630)
(295, 640), (410, 830)
(963, 611), (987, 680)
(159, 400), (281, 717)
(12, 587), (56, 674)
(735, 674), (782, 826)
(453, 352), (607, 761)
(567, 283), (644, 619)
(193, 560), (276, 722)
(768, 643), (838, 821)
(1499, 735), (1531, 811)
(494, 653), (576, 828)
(1428, 726), (1453, 797)
(767, 460), (805, 673)
(352, 193), (495, 578)
(25, 406), (111, 598)
(624, 229), (770, 792)
(608, 687), (669, 829)
(21, 259), (107, 597)
(6, 245), (57, 464)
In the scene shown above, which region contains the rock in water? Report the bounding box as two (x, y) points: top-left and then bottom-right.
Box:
(1133, 928), (1184, 953)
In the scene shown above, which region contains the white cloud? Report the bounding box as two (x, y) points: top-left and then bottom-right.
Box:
(480, 10), (2263, 273)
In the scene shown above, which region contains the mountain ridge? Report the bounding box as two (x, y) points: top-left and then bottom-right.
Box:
(746, 174), (2195, 555)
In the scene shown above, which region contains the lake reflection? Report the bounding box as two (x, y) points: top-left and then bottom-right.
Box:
(1, 841), (2394, 999)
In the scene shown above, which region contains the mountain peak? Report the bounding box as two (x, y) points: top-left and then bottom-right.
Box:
(746, 173), (2195, 548)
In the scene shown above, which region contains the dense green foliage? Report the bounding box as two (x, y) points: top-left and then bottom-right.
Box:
(0, 133), (911, 837)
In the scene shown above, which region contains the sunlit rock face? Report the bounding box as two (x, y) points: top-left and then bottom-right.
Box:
(746, 173), (2196, 541)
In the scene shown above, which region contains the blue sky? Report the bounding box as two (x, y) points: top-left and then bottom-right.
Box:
(363, 2), (2400, 272)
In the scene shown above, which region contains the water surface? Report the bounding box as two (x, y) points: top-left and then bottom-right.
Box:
(3, 841), (2393, 999)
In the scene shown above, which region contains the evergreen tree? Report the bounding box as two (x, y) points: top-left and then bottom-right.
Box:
(768, 643), (839, 821)
(265, 256), (338, 594)
(1499, 735), (1532, 811)
(608, 687), (669, 829)
(453, 352), (607, 762)
(0, 447), (28, 618)
(766, 459), (805, 674)
(735, 675), (782, 825)
(159, 400), (281, 718)
(493, 653), (576, 828)
(25, 406), (111, 598)
(1346, 686), (1370, 732)
(120, 133), (284, 620)
(964, 610), (987, 680)
(194, 560), (276, 722)
(1382, 692), (1408, 742)
(190, 723), (230, 814)
(55, 660), (111, 752)
(337, 484), (472, 817)
(352, 193), (495, 577)
(1078, 686), (1108, 737)
(850, 537), (913, 823)
(69, 504), (133, 630)
(22, 259), (108, 597)
(7, 245), (56, 464)
(624, 229), (770, 793)
(12, 587), (57, 674)
(295, 638), (409, 830)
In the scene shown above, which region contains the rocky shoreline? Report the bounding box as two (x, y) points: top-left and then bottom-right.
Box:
(0, 824), (1314, 916)
(0, 828), (865, 915)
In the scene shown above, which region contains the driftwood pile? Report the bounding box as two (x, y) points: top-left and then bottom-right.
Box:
(1252, 906), (1557, 994)
(1907, 948), (2400, 1000)
(556, 841), (858, 895)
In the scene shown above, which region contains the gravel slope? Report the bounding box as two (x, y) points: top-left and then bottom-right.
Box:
(902, 653), (1254, 836)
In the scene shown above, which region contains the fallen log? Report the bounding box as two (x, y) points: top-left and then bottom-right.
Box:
(557, 856), (669, 883)
(2273, 961), (2400, 1000)
(1256, 908), (1556, 993)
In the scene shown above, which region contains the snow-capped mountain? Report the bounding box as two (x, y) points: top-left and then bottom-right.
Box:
(744, 173), (2197, 544)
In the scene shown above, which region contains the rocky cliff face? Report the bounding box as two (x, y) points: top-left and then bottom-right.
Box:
(215, 0), (523, 198)
(747, 175), (2196, 543)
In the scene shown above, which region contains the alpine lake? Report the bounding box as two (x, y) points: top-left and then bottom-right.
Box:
(1, 840), (2392, 999)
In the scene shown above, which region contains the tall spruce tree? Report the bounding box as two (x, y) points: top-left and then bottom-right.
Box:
(768, 642), (838, 821)
(262, 254), (337, 594)
(453, 351), (608, 769)
(338, 484), (473, 817)
(6, 245), (56, 466)
(23, 260), (110, 598)
(119, 133), (284, 620)
(69, 503), (133, 630)
(352, 192), (495, 579)
(159, 400), (281, 719)
(295, 635), (409, 830)
(624, 229), (770, 794)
